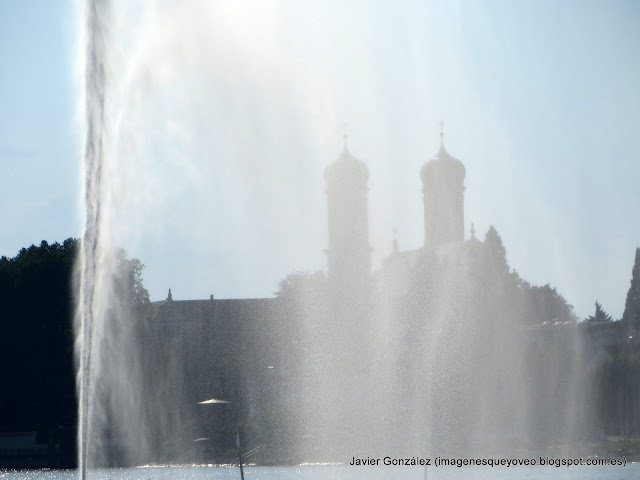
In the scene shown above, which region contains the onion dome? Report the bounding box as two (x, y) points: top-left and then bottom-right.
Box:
(324, 138), (369, 187)
(421, 129), (465, 183)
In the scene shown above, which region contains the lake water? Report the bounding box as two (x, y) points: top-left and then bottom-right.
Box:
(1, 464), (637, 480)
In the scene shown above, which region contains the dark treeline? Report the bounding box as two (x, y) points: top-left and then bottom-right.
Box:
(0, 239), (78, 466)
(0, 239), (148, 468)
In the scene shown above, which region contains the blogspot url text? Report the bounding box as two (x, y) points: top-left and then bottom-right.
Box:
(349, 456), (626, 467)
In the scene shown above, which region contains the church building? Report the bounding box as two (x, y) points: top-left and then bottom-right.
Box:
(324, 135), (372, 296)
(421, 126), (466, 248)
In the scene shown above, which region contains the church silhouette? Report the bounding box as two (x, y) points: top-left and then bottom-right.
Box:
(143, 129), (633, 465)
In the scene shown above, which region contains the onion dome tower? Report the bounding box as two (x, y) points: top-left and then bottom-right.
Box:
(324, 134), (371, 291)
(421, 124), (466, 248)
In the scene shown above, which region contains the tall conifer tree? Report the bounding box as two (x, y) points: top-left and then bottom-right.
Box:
(586, 301), (613, 323)
(484, 225), (509, 277)
(622, 247), (640, 324)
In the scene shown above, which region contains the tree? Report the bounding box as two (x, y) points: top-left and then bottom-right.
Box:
(484, 225), (509, 277)
(622, 247), (640, 325)
(585, 301), (613, 323)
(0, 239), (80, 438)
(112, 248), (151, 318)
(275, 270), (326, 301)
(524, 283), (577, 324)
(0, 238), (150, 466)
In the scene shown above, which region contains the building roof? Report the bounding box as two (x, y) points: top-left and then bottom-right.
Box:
(324, 142), (369, 186)
(150, 297), (276, 326)
(421, 132), (465, 182)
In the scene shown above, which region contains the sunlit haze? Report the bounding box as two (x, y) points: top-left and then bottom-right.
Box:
(1, 0), (640, 319)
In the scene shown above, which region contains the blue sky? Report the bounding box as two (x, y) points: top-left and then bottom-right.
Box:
(1, 0), (639, 319)
(0, 1), (79, 252)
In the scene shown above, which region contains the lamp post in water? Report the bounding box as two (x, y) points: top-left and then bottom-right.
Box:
(198, 398), (245, 479)
(197, 398), (230, 463)
(236, 431), (245, 480)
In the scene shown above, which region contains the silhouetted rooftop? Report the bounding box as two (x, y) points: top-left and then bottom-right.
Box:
(421, 133), (465, 182)
(324, 143), (369, 185)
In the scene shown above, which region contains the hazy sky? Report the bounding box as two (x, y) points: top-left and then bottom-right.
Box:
(1, 0), (639, 319)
